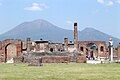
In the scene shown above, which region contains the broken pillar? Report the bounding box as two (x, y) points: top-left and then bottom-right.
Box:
(74, 22), (78, 51)
(64, 38), (69, 51)
(26, 38), (32, 52)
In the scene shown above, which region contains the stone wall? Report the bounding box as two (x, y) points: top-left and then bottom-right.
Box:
(42, 56), (70, 63)
(76, 55), (86, 63)
(14, 55), (87, 65)
(0, 39), (22, 62)
(117, 45), (120, 59)
(78, 41), (107, 58)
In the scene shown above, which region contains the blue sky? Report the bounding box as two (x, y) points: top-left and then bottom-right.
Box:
(0, 0), (120, 38)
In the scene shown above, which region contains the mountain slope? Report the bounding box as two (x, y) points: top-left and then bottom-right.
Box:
(0, 19), (120, 46)
(79, 28), (120, 46)
(0, 19), (73, 42)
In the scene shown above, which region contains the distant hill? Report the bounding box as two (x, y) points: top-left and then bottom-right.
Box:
(79, 27), (120, 46)
(0, 19), (120, 46)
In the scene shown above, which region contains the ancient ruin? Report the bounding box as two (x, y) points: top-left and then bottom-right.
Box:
(0, 22), (119, 64)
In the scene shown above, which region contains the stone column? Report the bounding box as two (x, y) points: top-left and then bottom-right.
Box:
(98, 46), (101, 57)
(109, 38), (113, 62)
(64, 38), (69, 51)
(26, 38), (32, 52)
(74, 22), (78, 51)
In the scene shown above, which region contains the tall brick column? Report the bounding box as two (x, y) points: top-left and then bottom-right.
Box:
(74, 22), (78, 50)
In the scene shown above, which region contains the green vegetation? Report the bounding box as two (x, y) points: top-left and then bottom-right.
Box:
(0, 63), (120, 80)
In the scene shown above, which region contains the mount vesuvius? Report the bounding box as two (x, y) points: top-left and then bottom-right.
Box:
(0, 19), (120, 46)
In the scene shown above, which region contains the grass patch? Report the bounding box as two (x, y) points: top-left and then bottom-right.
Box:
(0, 63), (120, 80)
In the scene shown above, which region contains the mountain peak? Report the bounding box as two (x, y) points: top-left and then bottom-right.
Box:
(28, 19), (56, 28)
(32, 19), (48, 23)
(16, 19), (49, 27)
(83, 27), (98, 31)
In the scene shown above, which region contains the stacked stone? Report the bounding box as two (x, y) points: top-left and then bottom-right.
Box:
(76, 55), (86, 63)
(42, 56), (70, 63)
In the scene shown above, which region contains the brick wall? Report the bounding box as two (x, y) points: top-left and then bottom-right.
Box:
(42, 56), (70, 63)
(76, 55), (86, 63)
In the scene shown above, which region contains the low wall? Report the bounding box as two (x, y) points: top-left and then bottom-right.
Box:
(42, 56), (70, 63)
(14, 55), (87, 65)
(76, 56), (86, 63)
(14, 57), (24, 63)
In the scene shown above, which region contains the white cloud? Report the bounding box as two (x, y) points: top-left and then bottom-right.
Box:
(97, 0), (105, 4)
(97, 0), (120, 6)
(107, 1), (114, 6)
(24, 3), (48, 11)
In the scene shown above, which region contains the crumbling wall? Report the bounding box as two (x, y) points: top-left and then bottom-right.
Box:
(42, 56), (70, 63)
(117, 45), (120, 59)
(20, 55), (87, 65)
(76, 55), (86, 63)
(0, 39), (22, 62)
(78, 41), (107, 58)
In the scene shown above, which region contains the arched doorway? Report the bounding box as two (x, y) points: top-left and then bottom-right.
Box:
(5, 44), (17, 62)
(86, 43), (98, 60)
(50, 48), (54, 52)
